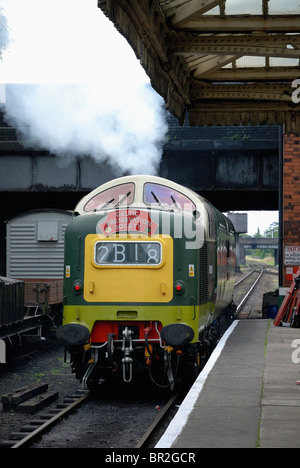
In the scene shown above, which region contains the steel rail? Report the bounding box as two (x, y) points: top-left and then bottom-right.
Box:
(135, 392), (180, 448)
(236, 267), (264, 315)
(234, 267), (255, 286)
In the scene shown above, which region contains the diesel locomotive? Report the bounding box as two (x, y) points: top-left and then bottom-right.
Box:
(57, 175), (236, 389)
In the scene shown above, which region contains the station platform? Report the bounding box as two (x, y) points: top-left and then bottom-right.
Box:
(156, 320), (300, 448)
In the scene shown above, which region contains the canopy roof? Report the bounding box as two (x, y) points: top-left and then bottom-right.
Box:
(99, 0), (300, 134)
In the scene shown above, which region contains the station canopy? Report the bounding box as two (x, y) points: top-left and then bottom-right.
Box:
(99, 0), (300, 134)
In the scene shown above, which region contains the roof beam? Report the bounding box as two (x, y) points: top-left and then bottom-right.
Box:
(181, 15), (300, 33)
(202, 67), (300, 81)
(190, 100), (296, 113)
(168, 33), (300, 59)
(168, 0), (223, 26)
(191, 83), (294, 103)
(192, 54), (241, 77)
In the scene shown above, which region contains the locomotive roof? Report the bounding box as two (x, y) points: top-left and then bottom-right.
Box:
(74, 174), (204, 215)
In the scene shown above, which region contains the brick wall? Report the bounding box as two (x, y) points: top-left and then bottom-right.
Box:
(283, 134), (300, 286)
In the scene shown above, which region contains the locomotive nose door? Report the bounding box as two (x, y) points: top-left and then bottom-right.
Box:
(84, 234), (173, 303)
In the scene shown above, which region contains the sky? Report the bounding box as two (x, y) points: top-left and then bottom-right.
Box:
(0, 0), (279, 236)
(235, 211), (278, 237)
(0, 0), (148, 85)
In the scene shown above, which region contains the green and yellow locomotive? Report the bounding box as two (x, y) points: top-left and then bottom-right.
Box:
(58, 175), (236, 389)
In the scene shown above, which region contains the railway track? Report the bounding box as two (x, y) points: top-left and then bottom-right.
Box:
(234, 262), (278, 319)
(135, 392), (180, 448)
(2, 388), (92, 448)
(2, 381), (181, 449)
(235, 267), (264, 317)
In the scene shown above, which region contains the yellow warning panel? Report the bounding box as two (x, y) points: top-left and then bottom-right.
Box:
(189, 264), (195, 277)
(84, 234), (173, 303)
(66, 265), (70, 278)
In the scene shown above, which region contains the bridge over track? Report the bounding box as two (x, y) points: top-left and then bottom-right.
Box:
(239, 237), (279, 265)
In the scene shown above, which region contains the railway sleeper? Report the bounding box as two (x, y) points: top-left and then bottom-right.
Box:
(0, 440), (18, 448)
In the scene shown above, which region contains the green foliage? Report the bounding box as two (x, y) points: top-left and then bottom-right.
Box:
(244, 222), (279, 260)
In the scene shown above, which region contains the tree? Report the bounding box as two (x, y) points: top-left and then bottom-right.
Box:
(264, 222), (279, 238)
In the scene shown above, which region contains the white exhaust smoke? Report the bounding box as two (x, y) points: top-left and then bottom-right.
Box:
(0, 7), (9, 58)
(0, 0), (168, 175)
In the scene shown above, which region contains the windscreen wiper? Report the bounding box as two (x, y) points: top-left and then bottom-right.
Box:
(94, 197), (115, 211)
(114, 191), (131, 207)
(151, 191), (163, 206)
(171, 195), (180, 209)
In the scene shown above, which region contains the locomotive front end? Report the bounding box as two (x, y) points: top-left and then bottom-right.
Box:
(58, 175), (234, 389)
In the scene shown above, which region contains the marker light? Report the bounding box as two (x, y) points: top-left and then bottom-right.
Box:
(73, 280), (83, 295)
(174, 280), (185, 295)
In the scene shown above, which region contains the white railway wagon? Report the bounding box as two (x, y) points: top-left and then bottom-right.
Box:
(6, 209), (72, 280)
(6, 210), (72, 309)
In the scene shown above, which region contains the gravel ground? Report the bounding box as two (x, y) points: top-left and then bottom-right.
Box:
(31, 379), (172, 448)
(0, 341), (79, 443)
(234, 263), (278, 318)
(0, 341), (170, 448)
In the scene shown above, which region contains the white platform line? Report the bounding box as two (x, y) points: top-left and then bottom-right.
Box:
(155, 320), (239, 448)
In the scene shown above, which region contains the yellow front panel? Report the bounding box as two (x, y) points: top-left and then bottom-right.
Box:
(84, 234), (173, 303)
